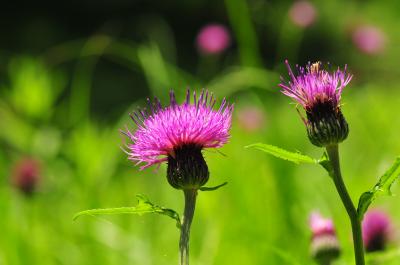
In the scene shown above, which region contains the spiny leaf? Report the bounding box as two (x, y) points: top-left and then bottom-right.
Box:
(200, 182), (228, 191)
(246, 143), (316, 164)
(74, 194), (181, 229)
(357, 157), (400, 219)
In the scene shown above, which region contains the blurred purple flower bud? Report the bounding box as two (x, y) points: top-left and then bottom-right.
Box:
(11, 158), (40, 195)
(289, 1), (317, 28)
(309, 212), (340, 264)
(196, 24), (231, 55)
(237, 106), (266, 133)
(310, 212), (336, 237)
(362, 209), (392, 252)
(352, 25), (386, 55)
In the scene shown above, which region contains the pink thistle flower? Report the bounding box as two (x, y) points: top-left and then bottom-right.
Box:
(310, 212), (336, 238)
(352, 25), (386, 55)
(279, 60), (352, 111)
(122, 90), (233, 189)
(362, 209), (393, 252)
(309, 212), (341, 264)
(289, 1), (318, 28)
(11, 158), (41, 195)
(237, 106), (266, 133)
(196, 24), (231, 55)
(279, 60), (352, 147)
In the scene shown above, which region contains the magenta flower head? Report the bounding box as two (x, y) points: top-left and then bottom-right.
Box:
(11, 158), (41, 195)
(279, 60), (352, 147)
(196, 24), (231, 55)
(309, 212), (341, 264)
(122, 89), (233, 190)
(362, 209), (393, 252)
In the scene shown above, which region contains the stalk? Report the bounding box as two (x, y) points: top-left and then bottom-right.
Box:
(179, 189), (198, 265)
(326, 145), (365, 265)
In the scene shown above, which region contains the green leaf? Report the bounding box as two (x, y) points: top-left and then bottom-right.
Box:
(74, 194), (181, 229)
(246, 143), (316, 164)
(357, 157), (400, 219)
(318, 152), (334, 177)
(200, 182), (228, 191)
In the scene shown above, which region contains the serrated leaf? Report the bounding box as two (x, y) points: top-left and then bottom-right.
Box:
(74, 194), (181, 229)
(357, 157), (400, 219)
(246, 143), (316, 164)
(200, 182), (228, 191)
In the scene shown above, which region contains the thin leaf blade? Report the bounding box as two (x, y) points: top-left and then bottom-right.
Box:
(357, 157), (400, 219)
(246, 143), (316, 164)
(200, 182), (228, 191)
(74, 194), (181, 228)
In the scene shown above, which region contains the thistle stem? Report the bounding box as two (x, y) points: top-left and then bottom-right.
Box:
(179, 189), (198, 265)
(326, 145), (365, 265)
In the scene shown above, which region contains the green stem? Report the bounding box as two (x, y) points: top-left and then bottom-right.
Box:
(179, 189), (198, 265)
(326, 145), (365, 265)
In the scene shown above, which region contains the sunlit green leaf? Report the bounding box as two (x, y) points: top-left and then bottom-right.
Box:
(357, 157), (400, 219)
(74, 194), (181, 229)
(246, 143), (316, 164)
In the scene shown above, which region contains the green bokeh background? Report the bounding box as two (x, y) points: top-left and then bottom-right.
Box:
(1, 0), (400, 264)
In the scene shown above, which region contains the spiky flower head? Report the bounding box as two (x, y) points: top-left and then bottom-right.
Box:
(309, 212), (341, 265)
(122, 89), (233, 190)
(279, 60), (352, 147)
(362, 209), (393, 252)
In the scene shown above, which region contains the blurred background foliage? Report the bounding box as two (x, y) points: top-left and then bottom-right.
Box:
(1, 0), (400, 264)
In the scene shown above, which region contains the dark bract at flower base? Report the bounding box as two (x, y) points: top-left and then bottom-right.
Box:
(279, 60), (352, 147)
(167, 144), (209, 190)
(122, 89), (233, 190)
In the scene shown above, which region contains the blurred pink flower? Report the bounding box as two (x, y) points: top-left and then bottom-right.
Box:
(289, 1), (317, 28)
(196, 24), (231, 55)
(362, 209), (392, 252)
(309, 212), (340, 264)
(237, 106), (266, 132)
(310, 212), (336, 238)
(352, 25), (386, 55)
(12, 158), (41, 195)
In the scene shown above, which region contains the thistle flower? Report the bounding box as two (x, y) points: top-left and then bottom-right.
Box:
(11, 158), (40, 195)
(289, 0), (318, 28)
(309, 212), (341, 265)
(122, 89), (233, 190)
(196, 24), (231, 55)
(362, 210), (392, 252)
(122, 90), (233, 265)
(279, 60), (352, 147)
(352, 25), (386, 55)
